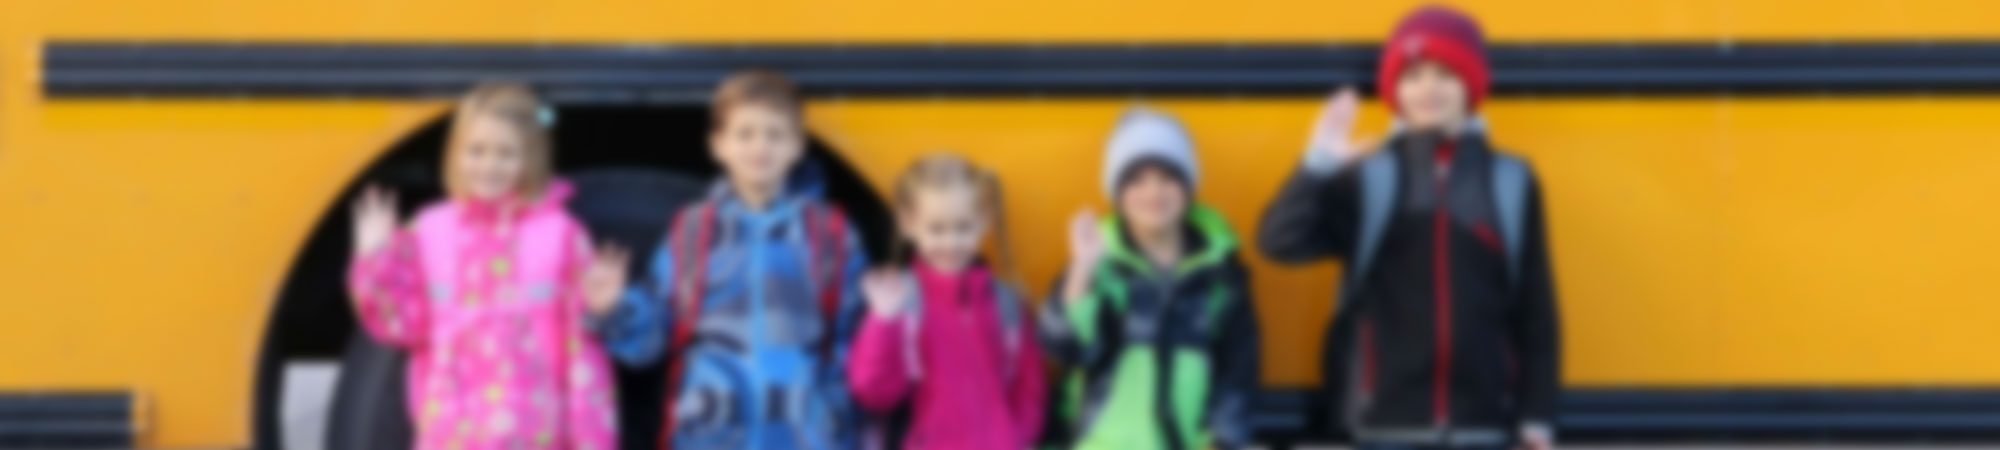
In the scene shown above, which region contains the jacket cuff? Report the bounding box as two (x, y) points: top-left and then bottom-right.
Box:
(857, 313), (910, 342)
(1302, 145), (1348, 177)
(588, 288), (644, 335)
(1036, 299), (1075, 342)
(584, 301), (617, 333)
(1520, 421), (1556, 445)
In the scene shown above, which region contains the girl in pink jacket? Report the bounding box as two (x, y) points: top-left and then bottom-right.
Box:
(348, 82), (618, 449)
(847, 154), (1047, 450)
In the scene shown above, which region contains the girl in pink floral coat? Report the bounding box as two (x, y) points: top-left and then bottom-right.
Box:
(347, 82), (618, 450)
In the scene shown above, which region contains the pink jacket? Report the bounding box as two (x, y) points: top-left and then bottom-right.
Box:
(847, 262), (1046, 450)
(348, 181), (618, 450)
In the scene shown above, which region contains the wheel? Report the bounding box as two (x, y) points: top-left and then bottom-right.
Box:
(322, 332), (413, 450)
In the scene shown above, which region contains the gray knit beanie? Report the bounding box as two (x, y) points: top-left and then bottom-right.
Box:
(1101, 106), (1200, 198)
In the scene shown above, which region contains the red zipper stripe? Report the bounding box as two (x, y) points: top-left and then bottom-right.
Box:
(1432, 144), (1456, 427)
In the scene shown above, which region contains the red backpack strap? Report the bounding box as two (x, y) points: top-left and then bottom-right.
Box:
(803, 204), (851, 359)
(673, 203), (721, 319)
(659, 200), (719, 450)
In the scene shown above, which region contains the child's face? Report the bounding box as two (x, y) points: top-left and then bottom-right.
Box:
(899, 185), (991, 273)
(1395, 60), (1471, 132)
(1116, 166), (1189, 238)
(711, 103), (805, 190)
(454, 114), (530, 201)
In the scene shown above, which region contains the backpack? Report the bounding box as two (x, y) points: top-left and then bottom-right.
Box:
(656, 199), (852, 450)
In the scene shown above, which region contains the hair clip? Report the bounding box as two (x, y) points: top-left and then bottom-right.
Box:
(537, 106), (557, 127)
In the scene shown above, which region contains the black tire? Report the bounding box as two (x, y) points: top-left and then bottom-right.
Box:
(323, 332), (413, 450)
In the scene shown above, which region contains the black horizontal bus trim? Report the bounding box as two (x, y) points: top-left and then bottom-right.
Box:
(0, 391), (135, 449)
(1251, 387), (2000, 445)
(42, 41), (2000, 102)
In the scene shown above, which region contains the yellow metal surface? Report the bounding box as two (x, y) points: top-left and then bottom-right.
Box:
(6, 0), (2000, 42)
(0, 101), (444, 448)
(4, 0), (2000, 447)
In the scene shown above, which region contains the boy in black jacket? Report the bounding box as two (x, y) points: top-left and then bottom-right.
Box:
(1257, 6), (1560, 450)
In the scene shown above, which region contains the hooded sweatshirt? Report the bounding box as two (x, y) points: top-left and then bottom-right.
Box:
(594, 170), (868, 450)
(348, 180), (620, 450)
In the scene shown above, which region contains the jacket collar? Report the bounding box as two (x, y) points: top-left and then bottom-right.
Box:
(1100, 204), (1239, 277)
(701, 157), (834, 222)
(704, 159), (833, 222)
(1386, 119), (1496, 170)
(912, 259), (993, 299)
(457, 179), (574, 226)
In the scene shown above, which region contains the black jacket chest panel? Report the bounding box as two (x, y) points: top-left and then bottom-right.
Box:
(1395, 139), (1503, 237)
(1111, 266), (1232, 349)
(1359, 137), (1519, 341)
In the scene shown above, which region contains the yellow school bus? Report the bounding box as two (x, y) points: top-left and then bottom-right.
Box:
(5, 0), (2000, 447)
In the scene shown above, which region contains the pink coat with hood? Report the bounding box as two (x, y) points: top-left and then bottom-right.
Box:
(349, 180), (619, 450)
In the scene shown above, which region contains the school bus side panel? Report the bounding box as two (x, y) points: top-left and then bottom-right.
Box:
(7, 0), (2000, 447)
(0, 101), (443, 447)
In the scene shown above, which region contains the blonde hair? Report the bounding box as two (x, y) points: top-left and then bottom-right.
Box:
(710, 69), (804, 132)
(893, 153), (1020, 285)
(444, 81), (554, 199)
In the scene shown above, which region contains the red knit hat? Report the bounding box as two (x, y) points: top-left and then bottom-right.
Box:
(1378, 5), (1490, 114)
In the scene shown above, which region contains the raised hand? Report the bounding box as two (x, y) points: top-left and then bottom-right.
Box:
(1067, 209), (1106, 270)
(1061, 209), (1106, 306)
(1308, 85), (1376, 163)
(352, 184), (400, 257)
(861, 269), (913, 319)
(583, 244), (631, 317)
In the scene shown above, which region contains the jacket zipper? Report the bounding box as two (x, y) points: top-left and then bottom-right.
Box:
(1432, 145), (1456, 432)
(748, 218), (769, 448)
(1153, 270), (1185, 450)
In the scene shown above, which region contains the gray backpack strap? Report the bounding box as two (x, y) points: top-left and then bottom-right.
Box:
(1489, 153), (1532, 287)
(1329, 150), (1399, 430)
(992, 282), (1027, 380)
(902, 277), (1027, 382)
(899, 274), (926, 381)
(1347, 151), (1401, 298)
(992, 283), (1025, 338)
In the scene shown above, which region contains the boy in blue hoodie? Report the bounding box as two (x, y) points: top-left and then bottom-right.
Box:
(585, 69), (867, 450)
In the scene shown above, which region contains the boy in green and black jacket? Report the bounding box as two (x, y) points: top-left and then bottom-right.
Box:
(1040, 106), (1262, 450)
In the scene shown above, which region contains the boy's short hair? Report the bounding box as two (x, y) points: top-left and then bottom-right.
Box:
(711, 69), (803, 131)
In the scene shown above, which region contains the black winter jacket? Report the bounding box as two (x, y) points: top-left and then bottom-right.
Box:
(1257, 130), (1560, 445)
